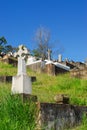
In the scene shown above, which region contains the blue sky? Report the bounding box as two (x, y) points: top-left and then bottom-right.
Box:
(0, 0), (87, 62)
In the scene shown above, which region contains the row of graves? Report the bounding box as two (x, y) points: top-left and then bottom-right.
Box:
(0, 45), (70, 75)
(0, 45), (87, 79)
(0, 45), (87, 130)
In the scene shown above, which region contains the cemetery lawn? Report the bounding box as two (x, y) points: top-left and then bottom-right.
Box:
(0, 61), (87, 105)
(28, 69), (87, 106)
(0, 62), (87, 129)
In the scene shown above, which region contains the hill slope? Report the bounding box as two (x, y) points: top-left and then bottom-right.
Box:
(0, 61), (87, 105)
(0, 61), (87, 130)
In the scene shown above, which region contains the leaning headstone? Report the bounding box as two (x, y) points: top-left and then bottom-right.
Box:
(11, 45), (32, 94)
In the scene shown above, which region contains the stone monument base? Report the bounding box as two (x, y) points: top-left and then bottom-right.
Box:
(12, 93), (38, 102)
(11, 74), (32, 94)
(20, 93), (37, 102)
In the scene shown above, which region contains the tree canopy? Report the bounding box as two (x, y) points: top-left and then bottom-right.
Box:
(0, 36), (7, 53)
(0, 36), (17, 54)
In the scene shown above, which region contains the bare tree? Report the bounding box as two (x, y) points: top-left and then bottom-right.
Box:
(33, 27), (51, 60)
(32, 26), (64, 60)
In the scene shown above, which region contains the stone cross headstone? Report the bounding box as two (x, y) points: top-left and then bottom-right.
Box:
(11, 45), (32, 94)
(47, 49), (52, 61)
(16, 45), (28, 75)
(13, 44), (30, 58)
(17, 57), (26, 75)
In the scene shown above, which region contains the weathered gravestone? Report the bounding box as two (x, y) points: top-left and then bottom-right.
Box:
(54, 94), (69, 104)
(11, 45), (32, 94)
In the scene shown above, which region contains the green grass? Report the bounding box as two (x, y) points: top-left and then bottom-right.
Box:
(29, 71), (87, 105)
(0, 61), (17, 75)
(0, 94), (37, 130)
(0, 61), (87, 129)
(0, 61), (87, 105)
(0, 62), (37, 130)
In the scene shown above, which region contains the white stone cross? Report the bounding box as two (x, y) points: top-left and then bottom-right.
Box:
(17, 45), (28, 75)
(11, 45), (32, 94)
(17, 45), (29, 58)
(17, 57), (26, 75)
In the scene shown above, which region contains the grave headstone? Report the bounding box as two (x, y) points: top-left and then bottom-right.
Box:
(13, 45), (29, 58)
(47, 49), (52, 61)
(11, 45), (32, 94)
(58, 54), (62, 62)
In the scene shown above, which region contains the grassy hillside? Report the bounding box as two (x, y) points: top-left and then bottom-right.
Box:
(27, 69), (87, 105)
(0, 61), (87, 129)
(0, 61), (17, 76)
(0, 62), (37, 130)
(0, 61), (87, 105)
(33, 73), (87, 105)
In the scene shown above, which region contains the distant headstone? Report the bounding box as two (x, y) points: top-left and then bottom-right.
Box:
(58, 54), (62, 62)
(65, 58), (69, 62)
(11, 45), (32, 94)
(47, 49), (52, 61)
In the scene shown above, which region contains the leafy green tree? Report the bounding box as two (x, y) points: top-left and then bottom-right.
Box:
(0, 36), (17, 54)
(0, 36), (7, 53)
(5, 45), (18, 53)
